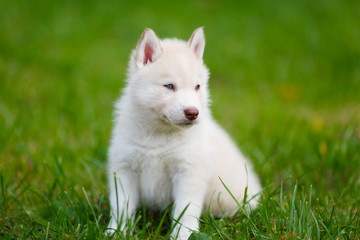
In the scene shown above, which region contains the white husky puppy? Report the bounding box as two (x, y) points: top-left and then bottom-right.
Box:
(107, 27), (262, 239)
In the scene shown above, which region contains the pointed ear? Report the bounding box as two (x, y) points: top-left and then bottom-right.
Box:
(135, 28), (162, 67)
(188, 27), (205, 59)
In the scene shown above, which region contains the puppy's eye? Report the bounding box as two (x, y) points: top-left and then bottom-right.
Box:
(164, 84), (175, 90)
(195, 84), (200, 91)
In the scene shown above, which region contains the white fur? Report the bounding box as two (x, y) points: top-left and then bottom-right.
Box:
(106, 27), (262, 240)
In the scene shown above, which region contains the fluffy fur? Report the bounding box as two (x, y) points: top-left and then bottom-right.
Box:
(106, 27), (262, 239)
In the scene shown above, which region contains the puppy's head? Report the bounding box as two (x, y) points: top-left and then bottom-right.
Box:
(127, 28), (210, 129)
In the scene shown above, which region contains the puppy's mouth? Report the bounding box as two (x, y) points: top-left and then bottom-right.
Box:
(161, 115), (198, 128)
(176, 121), (196, 128)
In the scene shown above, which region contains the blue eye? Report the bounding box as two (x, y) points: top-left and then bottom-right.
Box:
(195, 84), (200, 91)
(164, 84), (175, 90)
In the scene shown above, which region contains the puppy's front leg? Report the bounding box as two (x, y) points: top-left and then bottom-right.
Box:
(106, 169), (139, 235)
(171, 173), (207, 240)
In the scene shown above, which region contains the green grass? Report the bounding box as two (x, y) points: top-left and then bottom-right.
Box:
(1, 0), (359, 239)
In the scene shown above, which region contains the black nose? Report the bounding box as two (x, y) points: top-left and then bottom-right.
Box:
(184, 107), (199, 121)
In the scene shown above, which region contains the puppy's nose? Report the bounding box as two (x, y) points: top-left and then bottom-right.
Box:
(184, 107), (199, 121)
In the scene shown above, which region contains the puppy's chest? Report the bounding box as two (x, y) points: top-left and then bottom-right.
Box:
(131, 147), (180, 210)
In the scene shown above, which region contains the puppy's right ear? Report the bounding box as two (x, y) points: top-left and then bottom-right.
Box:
(134, 28), (162, 68)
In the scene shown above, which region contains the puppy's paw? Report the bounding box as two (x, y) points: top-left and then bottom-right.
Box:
(104, 228), (116, 236)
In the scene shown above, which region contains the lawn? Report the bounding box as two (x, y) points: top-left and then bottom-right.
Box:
(1, 0), (359, 239)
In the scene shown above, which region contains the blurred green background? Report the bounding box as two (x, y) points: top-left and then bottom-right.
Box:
(0, 0), (359, 238)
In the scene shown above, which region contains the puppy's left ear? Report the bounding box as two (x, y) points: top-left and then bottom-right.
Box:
(135, 28), (162, 67)
(188, 27), (205, 59)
